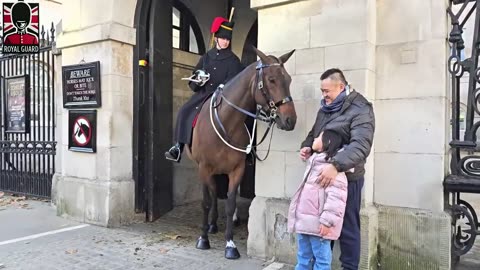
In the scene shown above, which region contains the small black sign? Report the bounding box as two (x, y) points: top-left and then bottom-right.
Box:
(62, 61), (101, 108)
(4, 75), (30, 133)
(68, 110), (96, 153)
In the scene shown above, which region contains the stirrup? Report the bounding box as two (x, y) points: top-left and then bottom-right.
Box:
(165, 147), (181, 162)
(165, 152), (181, 162)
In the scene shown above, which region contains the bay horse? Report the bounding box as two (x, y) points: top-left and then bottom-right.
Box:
(185, 47), (297, 259)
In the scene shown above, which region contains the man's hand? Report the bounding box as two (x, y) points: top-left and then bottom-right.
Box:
(319, 224), (331, 236)
(300, 147), (312, 161)
(317, 164), (338, 188)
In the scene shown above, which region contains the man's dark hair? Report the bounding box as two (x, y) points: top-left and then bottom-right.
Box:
(320, 68), (348, 85)
(321, 129), (345, 160)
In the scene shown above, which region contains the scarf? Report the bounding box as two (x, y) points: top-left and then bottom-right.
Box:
(320, 85), (350, 113)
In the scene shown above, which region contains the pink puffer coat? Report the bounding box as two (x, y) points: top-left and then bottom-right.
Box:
(287, 152), (348, 240)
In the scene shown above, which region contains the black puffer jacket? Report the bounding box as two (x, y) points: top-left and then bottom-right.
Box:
(301, 90), (375, 181)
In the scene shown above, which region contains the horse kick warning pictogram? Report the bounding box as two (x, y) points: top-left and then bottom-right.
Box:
(68, 110), (96, 153)
(72, 116), (91, 146)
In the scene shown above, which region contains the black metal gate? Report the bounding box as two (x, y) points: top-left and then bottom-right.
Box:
(445, 0), (480, 261)
(0, 25), (56, 198)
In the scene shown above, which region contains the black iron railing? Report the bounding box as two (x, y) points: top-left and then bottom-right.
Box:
(445, 0), (480, 259)
(0, 23), (56, 198)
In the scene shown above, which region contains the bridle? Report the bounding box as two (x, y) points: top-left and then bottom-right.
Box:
(254, 61), (293, 121)
(209, 59), (293, 161)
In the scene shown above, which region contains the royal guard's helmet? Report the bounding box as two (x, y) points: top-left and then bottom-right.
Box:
(12, 2), (31, 30)
(211, 17), (234, 41)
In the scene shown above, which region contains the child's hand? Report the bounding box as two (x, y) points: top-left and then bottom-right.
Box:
(319, 224), (331, 236)
(300, 147), (312, 161)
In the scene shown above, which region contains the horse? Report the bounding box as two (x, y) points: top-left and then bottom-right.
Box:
(185, 47), (297, 259)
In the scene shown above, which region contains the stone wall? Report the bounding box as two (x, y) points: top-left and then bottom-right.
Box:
(248, 1), (377, 267)
(52, 0), (137, 227)
(375, 0), (448, 212)
(247, 0), (451, 269)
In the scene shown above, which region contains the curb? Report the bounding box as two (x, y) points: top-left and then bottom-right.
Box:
(262, 262), (294, 270)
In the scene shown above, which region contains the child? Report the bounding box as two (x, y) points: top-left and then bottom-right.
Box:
(288, 130), (349, 270)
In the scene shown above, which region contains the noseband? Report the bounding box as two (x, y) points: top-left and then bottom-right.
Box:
(209, 60), (293, 160)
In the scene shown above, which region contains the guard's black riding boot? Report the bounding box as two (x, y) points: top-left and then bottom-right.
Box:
(165, 143), (184, 162)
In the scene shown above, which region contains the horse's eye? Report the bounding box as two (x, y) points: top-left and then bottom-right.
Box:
(268, 77), (275, 83)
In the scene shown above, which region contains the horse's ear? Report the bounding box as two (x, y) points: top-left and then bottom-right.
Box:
(279, 49), (295, 64)
(252, 46), (269, 63)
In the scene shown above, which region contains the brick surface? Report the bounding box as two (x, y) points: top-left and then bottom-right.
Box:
(0, 199), (264, 270)
(2, 196), (479, 270)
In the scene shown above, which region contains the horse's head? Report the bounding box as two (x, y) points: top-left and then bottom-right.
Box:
(252, 47), (297, 131)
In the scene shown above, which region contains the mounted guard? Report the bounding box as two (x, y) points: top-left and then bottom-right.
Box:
(165, 15), (243, 162)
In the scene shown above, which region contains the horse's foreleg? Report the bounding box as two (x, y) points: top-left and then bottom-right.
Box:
(208, 182), (219, 234)
(224, 166), (244, 259)
(224, 187), (239, 259)
(233, 207), (238, 224)
(196, 184), (211, 250)
(233, 186), (240, 226)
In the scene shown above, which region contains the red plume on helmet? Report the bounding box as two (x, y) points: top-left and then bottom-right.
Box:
(210, 17), (228, 34)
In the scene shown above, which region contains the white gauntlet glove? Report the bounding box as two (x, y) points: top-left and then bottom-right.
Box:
(181, 69), (210, 87)
(193, 69), (210, 86)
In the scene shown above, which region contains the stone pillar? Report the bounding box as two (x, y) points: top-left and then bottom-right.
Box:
(52, 0), (137, 227)
(374, 1), (451, 269)
(248, 0), (378, 268)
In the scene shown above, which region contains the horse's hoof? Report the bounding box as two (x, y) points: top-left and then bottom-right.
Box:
(225, 247), (240, 259)
(196, 237), (210, 250)
(208, 224), (218, 234)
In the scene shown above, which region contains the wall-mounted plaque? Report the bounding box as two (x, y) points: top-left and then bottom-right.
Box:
(62, 61), (101, 108)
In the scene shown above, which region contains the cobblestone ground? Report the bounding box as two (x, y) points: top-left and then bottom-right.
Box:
(3, 194), (480, 270)
(0, 198), (266, 270)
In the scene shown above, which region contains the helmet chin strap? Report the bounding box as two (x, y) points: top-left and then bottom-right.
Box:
(216, 39), (223, 50)
(215, 38), (230, 50)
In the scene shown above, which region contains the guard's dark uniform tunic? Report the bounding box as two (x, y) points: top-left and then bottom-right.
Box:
(175, 48), (243, 145)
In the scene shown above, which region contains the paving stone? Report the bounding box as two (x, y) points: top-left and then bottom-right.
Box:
(0, 200), (264, 270)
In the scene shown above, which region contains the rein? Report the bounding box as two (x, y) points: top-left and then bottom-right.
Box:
(209, 60), (293, 161)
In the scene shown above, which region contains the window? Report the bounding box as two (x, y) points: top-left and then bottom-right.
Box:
(172, 2), (205, 54)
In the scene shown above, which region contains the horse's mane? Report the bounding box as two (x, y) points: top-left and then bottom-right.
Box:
(223, 55), (282, 96)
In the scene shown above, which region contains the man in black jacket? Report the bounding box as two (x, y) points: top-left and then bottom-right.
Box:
(165, 17), (243, 162)
(300, 68), (375, 270)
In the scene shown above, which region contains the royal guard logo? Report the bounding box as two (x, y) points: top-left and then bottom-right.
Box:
(2, 0), (39, 54)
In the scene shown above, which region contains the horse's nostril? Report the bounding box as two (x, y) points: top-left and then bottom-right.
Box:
(286, 117), (294, 128)
(286, 117), (291, 126)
